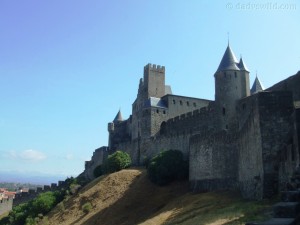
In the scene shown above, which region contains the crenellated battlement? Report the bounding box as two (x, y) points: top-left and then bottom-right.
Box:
(11, 180), (67, 207)
(159, 105), (216, 137)
(144, 63), (165, 73)
(166, 106), (213, 124)
(81, 45), (300, 201)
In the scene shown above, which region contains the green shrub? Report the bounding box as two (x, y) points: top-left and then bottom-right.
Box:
(30, 192), (57, 215)
(93, 165), (103, 178)
(76, 174), (89, 186)
(69, 184), (81, 195)
(25, 217), (36, 225)
(147, 150), (188, 185)
(8, 203), (30, 225)
(0, 186), (68, 225)
(103, 151), (131, 173)
(82, 202), (92, 214)
(65, 177), (77, 186)
(143, 156), (150, 168)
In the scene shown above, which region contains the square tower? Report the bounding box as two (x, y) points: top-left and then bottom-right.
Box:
(143, 63), (165, 99)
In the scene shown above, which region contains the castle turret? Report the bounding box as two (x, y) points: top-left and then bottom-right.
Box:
(215, 44), (250, 130)
(108, 110), (123, 149)
(251, 75), (264, 94)
(113, 110), (123, 123)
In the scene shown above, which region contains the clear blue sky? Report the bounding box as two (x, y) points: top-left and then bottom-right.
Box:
(0, 0), (299, 180)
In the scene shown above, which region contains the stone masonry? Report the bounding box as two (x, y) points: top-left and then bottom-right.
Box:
(83, 44), (300, 200)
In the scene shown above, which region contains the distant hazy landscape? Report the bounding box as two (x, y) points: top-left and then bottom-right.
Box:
(0, 171), (66, 185)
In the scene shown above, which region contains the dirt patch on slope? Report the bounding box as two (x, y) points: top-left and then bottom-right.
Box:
(41, 169), (272, 225)
(43, 169), (188, 225)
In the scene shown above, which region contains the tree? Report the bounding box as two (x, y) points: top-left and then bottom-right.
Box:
(30, 192), (57, 215)
(93, 165), (103, 178)
(147, 150), (188, 185)
(103, 151), (131, 173)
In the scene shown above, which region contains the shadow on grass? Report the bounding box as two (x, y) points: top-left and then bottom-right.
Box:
(51, 170), (274, 225)
(162, 191), (274, 225)
(83, 170), (189, 225)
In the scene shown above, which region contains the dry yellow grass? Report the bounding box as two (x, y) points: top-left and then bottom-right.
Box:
(40, 169), (272, 225)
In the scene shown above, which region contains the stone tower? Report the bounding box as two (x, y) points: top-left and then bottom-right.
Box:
(108, 110), (123, 149)
(131, 64), (166, 140)
(214, 44), (250, 130)
(143, 64), (166, 99)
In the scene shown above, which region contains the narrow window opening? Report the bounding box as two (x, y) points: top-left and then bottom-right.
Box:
(187, 101), (189, 106)
(173, 99), (175, 104)
(193, 102), (196, 107)
(285, 149), (288, 161)
(180, 100), (183, 105)
(222, 107), (226, 115)
(156, 109), (159, 114)
(235, 72), (237, 78)
(163, 110), (166, 114)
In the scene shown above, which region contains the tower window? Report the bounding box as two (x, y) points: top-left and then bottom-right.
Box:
(235, 72), (237, 78)
(224, 72), (227, 78)
(163, 110), (166, 114)
(242, 103), (246, 110)
(187, 101), (189, 106)
(173, 99), (176, 104)
(222, 107), (226, 116)
(292, 143), (295, 161)
(156, 109), (159, 114)
(180, 100), (183, 105)
(193, 102), (196, 107)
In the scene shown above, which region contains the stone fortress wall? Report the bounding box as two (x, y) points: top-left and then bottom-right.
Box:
(84, 146), (108, 180)
(107, 101), (217, 166)
(0, 198), (13, 216)
(83, 44), (300, 200)
(190, 91), (299, 199)
(12, 180), (67, 207)
(0, 180), (68, 216)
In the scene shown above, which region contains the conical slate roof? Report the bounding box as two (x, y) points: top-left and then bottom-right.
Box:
(113, 110), (123, 123)
(216, 45), (240, 72)
(238, 57), (249, 72)
(251, 76), (264, 94)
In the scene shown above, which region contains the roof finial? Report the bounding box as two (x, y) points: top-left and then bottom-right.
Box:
(227, 32), (230, 46)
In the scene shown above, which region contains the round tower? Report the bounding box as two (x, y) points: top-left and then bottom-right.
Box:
(108, 110), (123, 149)
(214, 44), (250, 130)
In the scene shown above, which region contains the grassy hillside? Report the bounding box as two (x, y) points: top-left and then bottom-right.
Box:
(39, 169), (274, 225)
